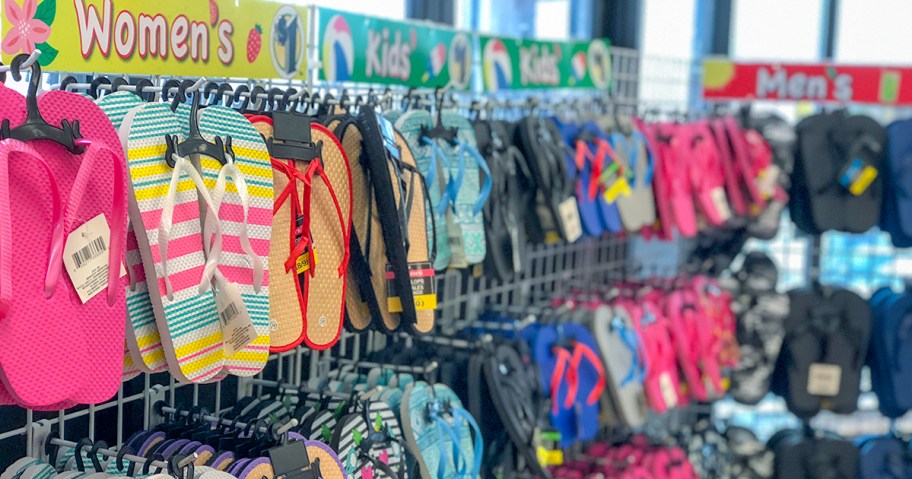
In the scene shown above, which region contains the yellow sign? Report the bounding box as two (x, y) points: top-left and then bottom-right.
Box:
(1, 0), (307, 79)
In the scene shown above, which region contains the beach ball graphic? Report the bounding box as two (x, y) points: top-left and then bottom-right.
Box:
(587, 40), (612, 89)
(322, 15), (354, 82)
(425, 43), (446, 82)
(447, 33), (472, 90)
(483, 39), (512, 92)
(571, 52), (587, 84)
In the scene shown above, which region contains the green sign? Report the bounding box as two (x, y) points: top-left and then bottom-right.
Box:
(479, 36), (612, 91)
(317, 7), (473, 90)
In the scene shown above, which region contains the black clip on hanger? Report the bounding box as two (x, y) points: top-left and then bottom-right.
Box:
(164, 91), (231, 167)
(268, 438), (323, 479)
(1, 53), (87, 154)
(420, 87), (458, 146)
(268, 112), (323, 162)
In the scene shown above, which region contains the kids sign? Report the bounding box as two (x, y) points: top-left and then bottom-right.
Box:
(1, 0), (308, 79)
(480, 36), (612, 91)
(703, 58), (912, 105)
(317, 7), (472, 90)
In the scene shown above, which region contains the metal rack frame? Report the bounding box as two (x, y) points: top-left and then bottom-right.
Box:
(0, 41), (645, 470)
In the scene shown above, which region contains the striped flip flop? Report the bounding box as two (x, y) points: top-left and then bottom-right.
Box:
(122, 102), (225, 383)
(442, 111), (491, 265)
(99, 91), (170, 376)
(196, 105), (273, 375)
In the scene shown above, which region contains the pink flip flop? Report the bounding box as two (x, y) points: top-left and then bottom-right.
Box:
(665, 124), (698, 237)
(689, 122), (731, 227)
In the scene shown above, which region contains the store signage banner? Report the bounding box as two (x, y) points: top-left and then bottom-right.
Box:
(317, 7), (473, 90)
(703, 58), (912, 105)
(479, 36), (612, 91)
(0, 0), (308, 78)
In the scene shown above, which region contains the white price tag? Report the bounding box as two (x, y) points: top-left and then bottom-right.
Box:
(62, 214), (126, 303)
(557, 198), (583, 243)
(807, 363), (841, 397)
(216, 283), (257, 357)
(659, 372), (678, 408)
(710, 187), (733, 222)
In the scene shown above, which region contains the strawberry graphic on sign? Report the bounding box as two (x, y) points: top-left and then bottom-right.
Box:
(209, 0), (219, 27)
(247, 24), (262, 63)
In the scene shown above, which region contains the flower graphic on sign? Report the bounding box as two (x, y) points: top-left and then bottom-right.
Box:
(2, 0), (57, 65)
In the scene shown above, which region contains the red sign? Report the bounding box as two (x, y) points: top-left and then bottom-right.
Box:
(703, 58), (912, 105)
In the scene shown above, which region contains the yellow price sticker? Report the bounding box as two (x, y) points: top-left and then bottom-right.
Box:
(388, 294), (437, 313)
(849, 166), (878, 196)
(295, 248), (317, 274)
(603, 177), (632, 204)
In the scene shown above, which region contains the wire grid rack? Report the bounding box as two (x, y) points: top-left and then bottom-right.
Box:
(0, 43), (650, 470)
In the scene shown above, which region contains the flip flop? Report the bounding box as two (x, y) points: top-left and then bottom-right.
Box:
(304, 440), (347, 479)
(396, 110), (453, 271)
(0, 88), (127, 407)
(610, 121), (656, 232)
(556, 120), (602, 237)
(442, 111), (491, 265)
(689, 122), (732, 227)
(121, 102), (225, 383)
(858, 436), (911, 479)
(591, 304), (648, 428)
(664, 124), (698, 237)
(580, 121), (624, 234)
(515, 117), (580, 243)
(193, 106), (274, 368)
(632, 296), (683, 412)
(97, 91), (170, 376)
(474, 120), (528, 281)
(882, 119), (912, 246)
(332, 117), (384, 332)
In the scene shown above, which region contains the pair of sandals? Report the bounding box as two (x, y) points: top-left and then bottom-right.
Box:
(0, 83), (128, 408)
(394, 109), (492, 271)
(868, 287), (912, 418)
(529, 322), (606, 448)
(792, 111), (886, 234)
(770, 429), (858, 479)
(333, 108), (440, 335)
(727, 252), (788, 406)
(515, 117), (580, 244)
(473, 120), (529, 282)
(552, 437), (696, 479)
(857, 435), (912, 479)
(772, 286), (871, 418)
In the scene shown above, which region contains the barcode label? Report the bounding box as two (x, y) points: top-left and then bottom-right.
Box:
(63, 214), (125, 304)
(219, 303), (239, 326)
(72, 237), (107, 269)
(216, 283), (256, 356)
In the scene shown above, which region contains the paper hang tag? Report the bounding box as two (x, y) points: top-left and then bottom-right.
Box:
(603, 177), (632, 204)
(838, 158), (879, 196)
(659, 372), (679, 408)
(63, 214), (127, 304)
(557, 198), (583, 243)
(757, 165), (781, 200)
(386, 262), (437, 313)
(710, 187), (733, 222)
(216, 283), (257, 357)
(807, 363), (841, 397)
(295, 248), (318, 274)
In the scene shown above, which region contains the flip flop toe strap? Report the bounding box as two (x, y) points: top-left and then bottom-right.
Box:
(160, 154), (224, 299)
(0, 140), (65, 315)
(64, 142), (129, 305)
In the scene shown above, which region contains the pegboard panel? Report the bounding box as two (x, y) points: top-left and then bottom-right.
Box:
(0, 46), (644, 470)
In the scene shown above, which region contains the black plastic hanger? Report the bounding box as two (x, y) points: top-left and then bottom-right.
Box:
(165, 90), (231, 167)
(110, 77), (129, 94)
(73, 438), (95, 472)
(1, 53), (86, 153)
(421, 87), (458, 145)
(134, 78), (155, 102)
(216, 83), (234, 108)
(159, 79), (181, 107)
(248, 85), (267, 113)
(203, 81), (221, 106)
(232, 84), (250, 111)
(89, 75), (111, 99)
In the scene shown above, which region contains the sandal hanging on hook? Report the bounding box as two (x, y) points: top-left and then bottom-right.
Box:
(164, 88), (232, 167)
